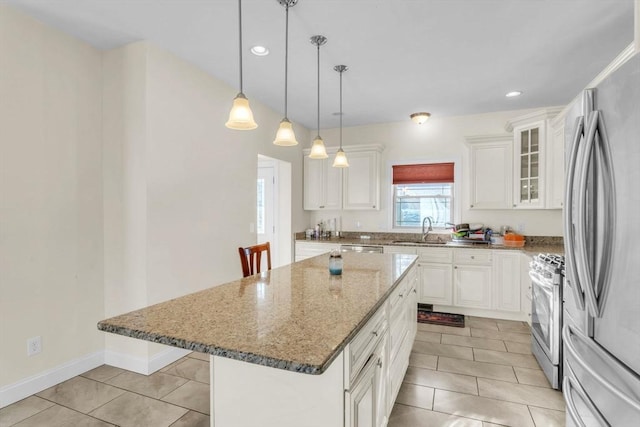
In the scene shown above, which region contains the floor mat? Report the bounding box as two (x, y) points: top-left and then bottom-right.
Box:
(417, 308), (465, 327)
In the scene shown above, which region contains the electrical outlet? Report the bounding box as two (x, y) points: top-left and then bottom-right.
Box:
(27, 336), (42, 356)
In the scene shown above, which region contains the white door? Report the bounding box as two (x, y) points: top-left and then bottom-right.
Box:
(257, 165), (275, 249)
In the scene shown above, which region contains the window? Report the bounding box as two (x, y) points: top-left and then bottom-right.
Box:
(392, 163), (454, 229)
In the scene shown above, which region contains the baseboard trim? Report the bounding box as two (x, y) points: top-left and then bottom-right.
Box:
(104, 346), (190, 375)
(0, 351), (104, 409)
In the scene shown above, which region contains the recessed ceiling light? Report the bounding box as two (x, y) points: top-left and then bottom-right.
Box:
(250, 45), (269, 56)
(506, 91), (523, 98)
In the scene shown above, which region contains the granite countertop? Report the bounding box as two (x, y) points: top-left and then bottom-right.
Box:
(98, 252), (417, 375)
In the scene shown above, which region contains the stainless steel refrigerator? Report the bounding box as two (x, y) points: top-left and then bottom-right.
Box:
(563, 53), (640, 426)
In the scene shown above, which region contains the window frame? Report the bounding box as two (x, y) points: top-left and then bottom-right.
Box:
(387, 158), (462, 233)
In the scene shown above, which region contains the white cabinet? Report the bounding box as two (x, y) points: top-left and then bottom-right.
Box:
(454, 264), (493, 309)
(382, 246), (416, 255)
(521, 253), (534, 326)
(492, 251), (521, 312)
(303, 145), (383, 211)
(303, 152), (342, 210)
(505, 107), (563, 209)
(466, 135), (513, 209)
(343, 149), (381, 210)
(346, 349), (378, 427)
(416, 248), (453, 306)
(546, 115), (565, 209)
(295, 241), (340, 262)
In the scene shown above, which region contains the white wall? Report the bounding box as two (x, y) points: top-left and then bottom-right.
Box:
(102, 42), (309, 369)
(0, 4), (104, 390)
(310, 110), (563, 236)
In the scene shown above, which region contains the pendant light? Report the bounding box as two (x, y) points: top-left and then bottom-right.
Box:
(226, 0), (258, 130)
(273, 0), (298, 146)
(333, 65), (349, 168)
(309, 35), (328, 159)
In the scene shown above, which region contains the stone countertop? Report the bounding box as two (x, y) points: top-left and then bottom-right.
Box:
(98, 252), (417, 375)
(297, 237), (564, 256)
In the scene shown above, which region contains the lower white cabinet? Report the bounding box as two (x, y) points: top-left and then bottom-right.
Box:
(492, 251), (522, 312)
(346, 336), (387, 427)
(419, 263), (453, 305)
(295, 241), (340, 262)
(453, 264), (493, 309)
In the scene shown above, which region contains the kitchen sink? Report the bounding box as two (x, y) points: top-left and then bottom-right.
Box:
(390, 240), (448, 245)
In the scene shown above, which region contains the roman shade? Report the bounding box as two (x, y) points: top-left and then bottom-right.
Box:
(392, 163), (454, 184)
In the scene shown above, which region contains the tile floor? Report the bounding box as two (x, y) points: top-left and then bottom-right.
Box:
(0, 316), (565, 427)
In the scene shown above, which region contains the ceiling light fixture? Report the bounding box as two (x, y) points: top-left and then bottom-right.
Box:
(250, 45), (269, 56)
(506, 91), (523, 97)
(273, 0), (298, 146)
(225, 0), (257, 130)
(410, 112), (431, 124)
(333, 65), (349, 168)
(309, 35), (328, 159)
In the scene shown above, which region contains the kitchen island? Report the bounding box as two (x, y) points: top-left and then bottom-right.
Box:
(98, 252), (418, 427)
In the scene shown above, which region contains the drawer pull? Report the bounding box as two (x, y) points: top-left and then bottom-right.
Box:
(372, 331), (378, 337)
(399, 294), (404, 298)
(471, 256), (475, 259)
(413, 289), (417, 294)
(377, 359), (383, 368)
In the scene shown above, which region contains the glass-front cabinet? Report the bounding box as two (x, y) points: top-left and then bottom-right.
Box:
(516, 122), (543, 207)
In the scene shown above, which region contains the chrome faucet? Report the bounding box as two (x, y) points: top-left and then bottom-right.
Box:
(422, 216), (434, 241)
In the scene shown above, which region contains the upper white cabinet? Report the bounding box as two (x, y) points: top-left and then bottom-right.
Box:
(303, 145), (383, 211)
(546, 114), (565, 209)
(343, 149), (381, 210)
(303, 149), (342, 210)
(505, 107), (563, 209)
(466, 134), (513, 209)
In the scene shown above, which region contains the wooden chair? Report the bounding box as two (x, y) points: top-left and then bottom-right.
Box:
(238, 242), (272, 278)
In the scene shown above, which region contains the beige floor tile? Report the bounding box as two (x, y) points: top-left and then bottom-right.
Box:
(170, 410), (210, 427)
(0, 396), (55, 427)
(514, 367), (551, 388)
(412, 341), (474, 360)
(89, 392), (187, 427)
(473, 349), (540, 369)
(159, 358), (187, 373)
(417, 323), (471, 336)
(466, 317), (499, 331)
(505, 341), (533, 355)
(161, 358), (209, 384)
(81, 365), (126, 382)
(483, 423), (509, 427)
(477, 378), (565, 411)
(36, 376), (125, 414)
(161, 381), (210, 414)
(13, 405), (114, 427)
(437, 356), (517, 383)
(388, 403), (483, 427)
(471, 328), (531, 344)
(434, 389), (535, 427)
(442, 334), (507, 352)
(496, 320), (530, 333)
(409, 352), (438, 370)
(403, 366), (478, 395)
(529, 407), (566, 427)
(106, 371), (188, 399)
(395, 383), (434, 410)
(415, 330), (441, 343)
(187, 352), (210, 361)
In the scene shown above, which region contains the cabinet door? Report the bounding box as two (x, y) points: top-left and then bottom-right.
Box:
(513, 121), (546, 209)
(546, 121), (565, 209)
(419, 263), (453, 305)
(468, 139), (513, 209)
(324, 159), (343, 210)
(303, 156), (324, 210)
(492, 251), (521, 312)
(453, 264), (492, 309)
(374, 337), (388, 427)
(343, 151), (379, 210)
(346, 357), (377, 427)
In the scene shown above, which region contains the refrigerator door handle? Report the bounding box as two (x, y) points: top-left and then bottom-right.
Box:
(574, 112), (600, 318)
(562, 369), (610, 427)
(563, 324), (640, 412)
(593, 111), (616, 315)
(563, 115), (586, 310)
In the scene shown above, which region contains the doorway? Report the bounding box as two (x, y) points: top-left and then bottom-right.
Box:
(257, 155), (291, 268)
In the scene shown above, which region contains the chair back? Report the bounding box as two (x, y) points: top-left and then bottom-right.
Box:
(238, 242), (272, 278)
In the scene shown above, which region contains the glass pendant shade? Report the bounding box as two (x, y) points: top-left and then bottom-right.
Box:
(332, 148), (349, 167)
(226, 93), (258, 130)
(273, 119), (298, 146)
(309, 136), (328, 159)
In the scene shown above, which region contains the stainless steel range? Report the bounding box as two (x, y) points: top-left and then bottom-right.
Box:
(529, 253), (565, 389)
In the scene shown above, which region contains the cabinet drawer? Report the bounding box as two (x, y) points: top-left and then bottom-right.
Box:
(389, 278), (409, 312)
(453, 249), (492, 265)
(417, 247), (453, 264)
(347, 305), (387, 385)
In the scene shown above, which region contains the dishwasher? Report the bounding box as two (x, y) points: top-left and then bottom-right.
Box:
(340, 244), (384, 253)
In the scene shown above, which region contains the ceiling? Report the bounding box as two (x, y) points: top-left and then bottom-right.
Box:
(3, 0), (635, 129)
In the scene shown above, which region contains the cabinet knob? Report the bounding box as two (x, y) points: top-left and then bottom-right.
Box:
(470, 205), (474, 208)
(413, 289), (417, 294)
(372, 205), (376, 208)
(377, 358), (383, 368)
(513, 204), (516, 207)
(454, 266), (458, 269)
(372, 331), (378, 337)
(471, 256), (475, 259)
(319, 205), (325, 209)
(399, 294), (404, 298)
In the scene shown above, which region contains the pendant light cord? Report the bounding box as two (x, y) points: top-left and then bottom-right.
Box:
(284, 3), (290, 118)
(339, 69), (343, 149)
(238, 0), (243, 94)
(316, 42), (320, 135)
